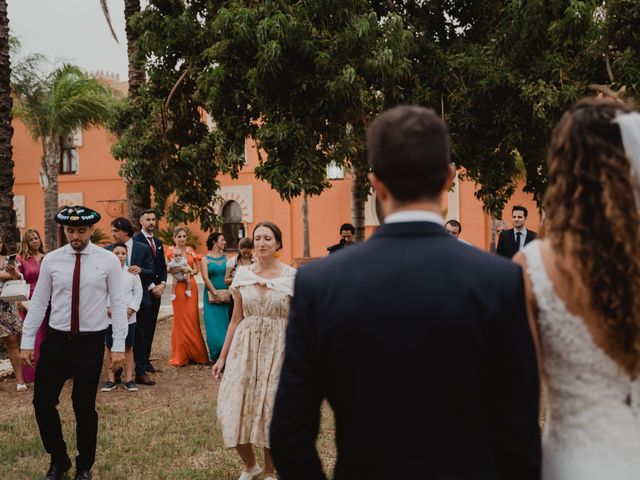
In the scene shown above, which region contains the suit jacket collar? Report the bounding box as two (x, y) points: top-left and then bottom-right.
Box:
(371, 221), (449, 240)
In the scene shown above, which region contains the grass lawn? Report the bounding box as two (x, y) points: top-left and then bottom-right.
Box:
(0, 316), (336, 479)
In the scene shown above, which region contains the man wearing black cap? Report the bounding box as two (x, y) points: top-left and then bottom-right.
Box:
(20, 206), (128, 480)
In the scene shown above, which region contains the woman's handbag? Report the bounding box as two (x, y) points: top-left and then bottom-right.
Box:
(0, 279), (30, 302)
(208, 289), (231, 304)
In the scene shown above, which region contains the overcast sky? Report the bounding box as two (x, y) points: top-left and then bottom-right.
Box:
(8, 0), (129, 81)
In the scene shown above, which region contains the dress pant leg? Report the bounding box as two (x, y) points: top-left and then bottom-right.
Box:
(70, 335), (104, 472)
(134, 304), (148, 376)
(33, 334), (71, 462)
(144, 298), (161, 365)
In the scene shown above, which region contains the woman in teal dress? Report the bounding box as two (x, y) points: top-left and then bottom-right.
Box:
(201, 233), (231, 361)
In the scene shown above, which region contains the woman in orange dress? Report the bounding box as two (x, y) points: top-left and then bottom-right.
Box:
(167, 226), (209, 366)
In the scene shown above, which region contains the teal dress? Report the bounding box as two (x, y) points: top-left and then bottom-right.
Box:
(203, 255), (230, 361)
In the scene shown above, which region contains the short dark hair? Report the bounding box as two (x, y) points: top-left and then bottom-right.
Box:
(367, 106), (451, 202)
(111, 217), (134, 237)
(339, 223), (355, 234)
(253, 221), (283, 250)
(238, 237), (253, 250)
(140, 209), (155, 218)
(512, 205), (528, 217)
(445, 219), (462, 233)
(112, 241), (128, 251)
(206, 232), (224, 250)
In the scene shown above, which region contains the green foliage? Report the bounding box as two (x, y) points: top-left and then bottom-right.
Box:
(112, 0), (640, 222)
(90, 227), (109, 245)
(12, 63), (116, 142)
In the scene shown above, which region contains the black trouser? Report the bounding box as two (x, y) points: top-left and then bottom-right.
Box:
(133, 297), (161, 375)
(133, 303), (149, 376)
(143, 297), (161, 368)
(33, 329), (105, 471)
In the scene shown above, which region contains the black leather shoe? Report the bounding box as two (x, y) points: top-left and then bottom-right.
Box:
(135, 373), (156, 385)
(44, 456), (71, 480)
(74, 470), (92, 480)
(146, 363), (158, 373)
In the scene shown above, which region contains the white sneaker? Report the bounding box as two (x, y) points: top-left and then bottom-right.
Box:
(16, 383), (27, 392)
(238, 464), (262, 480)
(185, 290), (192, 298)
(170, 294), (176, 301)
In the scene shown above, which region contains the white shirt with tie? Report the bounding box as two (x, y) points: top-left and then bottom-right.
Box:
(514, 227), (528, 250)
(21, 242), (129, 352)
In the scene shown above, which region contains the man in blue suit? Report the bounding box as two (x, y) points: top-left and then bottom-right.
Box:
(271, 106), (541, 480)
(133, 209), (167, 376)
(106, 217), (156, 386)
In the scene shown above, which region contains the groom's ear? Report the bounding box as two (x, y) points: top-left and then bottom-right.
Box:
(368, 172), (389, 202)
(442, 163), (456, 193)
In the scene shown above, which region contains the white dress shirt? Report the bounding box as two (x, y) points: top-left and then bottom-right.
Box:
(125, 237), (133, 266)
(21, 242), (128, 352)
(107, 266), (143, 325)
(384, 210), (445, 225)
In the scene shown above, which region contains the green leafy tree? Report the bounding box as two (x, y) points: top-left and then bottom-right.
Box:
(12, 63), (116, 251)
(0, 1), (19, 250)
(198, 0), (416, 241)
(109, 0), (244, 232)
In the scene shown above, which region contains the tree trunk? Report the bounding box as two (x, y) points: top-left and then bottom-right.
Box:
(124, 0), (144, 99)
(351, 161), (368, 242)
(0, 0), (19, 251)
(124, 0), (150, 230)
(42, 139), (61, 252)
(302, 191), (310, 257)
(489, 215), (497, 253)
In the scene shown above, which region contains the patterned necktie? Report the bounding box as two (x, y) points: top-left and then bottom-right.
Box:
(71, 253), (81, 335)
(515, 232), (522, 251)
(147, 236), (157, 256)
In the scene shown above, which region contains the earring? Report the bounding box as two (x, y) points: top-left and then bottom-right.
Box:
(274, 251), (281, 259)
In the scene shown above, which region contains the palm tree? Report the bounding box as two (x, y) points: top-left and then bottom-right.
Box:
(12, 64), (115, 251)
(0, 0), (19, 251)
(100, 0), (149, 229)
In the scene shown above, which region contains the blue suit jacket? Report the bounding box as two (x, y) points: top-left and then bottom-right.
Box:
(132, 231), (167, 288)
(270, 221), (541, 480)
(105, 239), (155, 308)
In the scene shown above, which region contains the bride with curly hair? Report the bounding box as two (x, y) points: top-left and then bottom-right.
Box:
(515, 97), (640, 479)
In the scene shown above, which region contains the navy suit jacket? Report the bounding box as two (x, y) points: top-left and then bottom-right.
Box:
(132, 231), (167, 289)
(496, 228), (537, 258)
(105, 239), (155, 308)
(271, 221), (541, 480)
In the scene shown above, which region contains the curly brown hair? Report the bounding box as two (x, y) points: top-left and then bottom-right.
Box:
(544, 97), (640, 373)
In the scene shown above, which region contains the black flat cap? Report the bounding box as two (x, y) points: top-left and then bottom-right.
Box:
(55, 206), (101, 226)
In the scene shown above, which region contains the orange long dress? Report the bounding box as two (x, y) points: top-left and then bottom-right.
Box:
(167, 247), (209, 366)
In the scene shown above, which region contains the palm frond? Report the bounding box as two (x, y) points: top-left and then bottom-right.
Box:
(100, 0), (120, 43)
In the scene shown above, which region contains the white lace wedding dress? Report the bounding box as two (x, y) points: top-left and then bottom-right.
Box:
(522, 240), (640, 480)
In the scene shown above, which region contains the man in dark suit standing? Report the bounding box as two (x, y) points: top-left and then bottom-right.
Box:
(496, 205), (537, 258)
(133, 209), (167, 376)
(270, 106), (541, 480)
(106, 217), (156, 386)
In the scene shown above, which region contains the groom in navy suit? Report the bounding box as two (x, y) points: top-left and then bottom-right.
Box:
(271, 106), (541, 479)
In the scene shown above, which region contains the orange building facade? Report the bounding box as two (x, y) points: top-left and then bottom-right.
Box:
(11, 119), (541, 262)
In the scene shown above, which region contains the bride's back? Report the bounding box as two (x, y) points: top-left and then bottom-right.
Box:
(517, 98), (640, 479)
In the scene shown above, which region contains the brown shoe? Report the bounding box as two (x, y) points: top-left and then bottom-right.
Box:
(135, 373), (156, 386)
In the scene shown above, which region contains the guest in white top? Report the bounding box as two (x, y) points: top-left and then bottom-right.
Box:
(101, 242), (143, 393)
(20, 206), (127, 480)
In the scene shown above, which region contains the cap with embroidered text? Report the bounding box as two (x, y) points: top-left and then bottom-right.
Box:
(55, 206), (101, 226)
